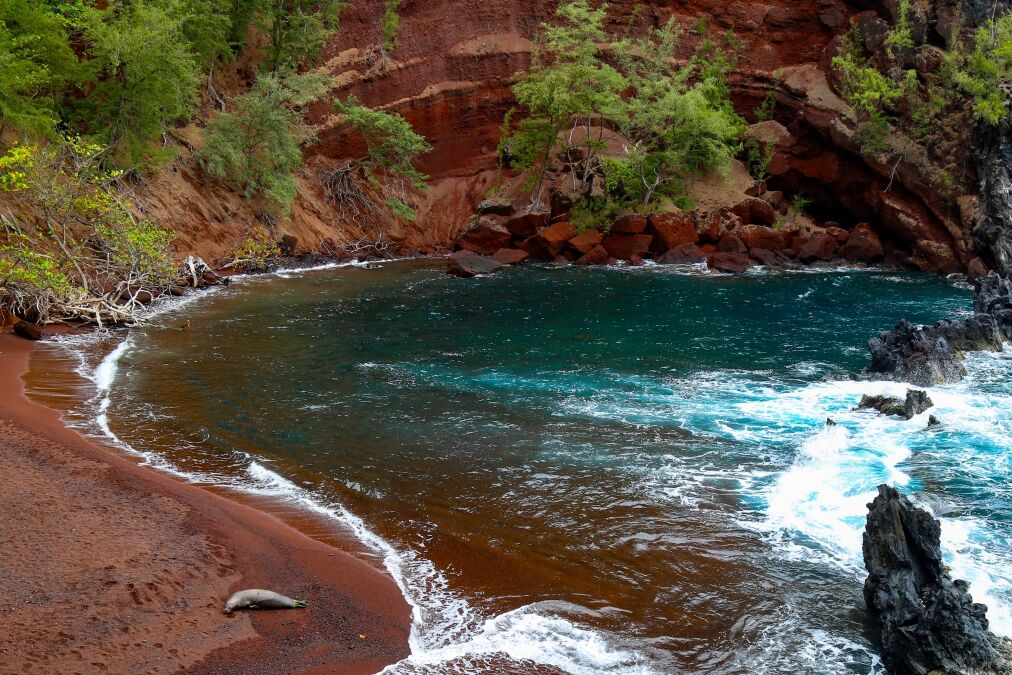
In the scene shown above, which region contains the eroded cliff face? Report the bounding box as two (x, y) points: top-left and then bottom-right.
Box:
(135, 0), (1007, 273)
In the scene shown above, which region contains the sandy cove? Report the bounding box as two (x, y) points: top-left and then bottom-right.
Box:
(0, 333), (411, 673)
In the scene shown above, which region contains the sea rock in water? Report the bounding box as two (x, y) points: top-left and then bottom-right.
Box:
(863, 484), (1011, 675)
(857, 389), (933, 420)
(12, 318), (43, 341)
(446, 250), (503, 278)
(863, 317), (1004, 386)
(975, 272), (1012, 338)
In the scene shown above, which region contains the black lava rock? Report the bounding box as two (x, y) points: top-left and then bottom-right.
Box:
(863, 485), (1010, 674)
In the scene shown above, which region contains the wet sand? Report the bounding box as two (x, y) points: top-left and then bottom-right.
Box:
(0, 334), (411, 674)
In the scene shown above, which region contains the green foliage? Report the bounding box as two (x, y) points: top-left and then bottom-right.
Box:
(884, 0), (916, 55)
(615, 18), (745, 204)
(754, 91), (777, 122)
(173, 0), (234, 68)
(384, 197), (415, 220)
(0, 0), (78, 136)
(79, 2), (202, 165)
(833, 37), (903, 119)
(228, 227), (281, 270)
(600, 156), (639, 201)
(745, 137), (774, 184)
(254, 0), (344, 72)
(334, 95), (431, 188)
(200, 70), (329, 212)
(506, 0), (627, 201)
(0, 139), (177, 322)
(946, 15), (1012, 124)
(382, 0), (401, 53)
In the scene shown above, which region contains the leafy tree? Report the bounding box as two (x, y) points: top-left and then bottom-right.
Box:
(254, 0), (344, 72)
(614, 19), (745, 204)
(505, 0), (626, 205)
(200, 70), (330, 211)
(0, 0), (78, 136)
(334, 95), (431, 218)
(78, 1), (201, 164)
(947, 15), (1012, 125)
(0, 137), (177, 324)
(172, 0), (234, 69)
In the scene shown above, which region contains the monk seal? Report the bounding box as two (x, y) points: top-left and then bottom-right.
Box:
(223, 589), (307, 614)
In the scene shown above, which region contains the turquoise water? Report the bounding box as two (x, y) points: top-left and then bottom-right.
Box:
(76, 261), (1011, 673)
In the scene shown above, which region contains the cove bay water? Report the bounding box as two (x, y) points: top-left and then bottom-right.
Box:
(48, 261), (1012, 673)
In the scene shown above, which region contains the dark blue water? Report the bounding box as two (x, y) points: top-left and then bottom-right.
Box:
(83, 261), (1010, 673)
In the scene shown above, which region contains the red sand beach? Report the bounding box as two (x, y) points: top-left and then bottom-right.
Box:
(0, 333), (411, 673)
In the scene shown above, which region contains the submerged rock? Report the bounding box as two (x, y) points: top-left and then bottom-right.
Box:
(857, 389), (933, 420)
(863, 485), (1011, 674)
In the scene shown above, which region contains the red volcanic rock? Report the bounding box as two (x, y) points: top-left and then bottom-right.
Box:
(750, 248), (789, 265)
(602, 233), (653, 261)
(826, 226), (850, 243)
(455, 217), (510, 255)
(611, 213), (649, 234)
(761, 190), (784, 209)
(697, 211), (726, 243)
(731, 197), (777, 227)
(798, 232), (839, 262)
(12, 318), (43, 341)
(966, 257), (989, 281)
(575, 245), (610, 265)
(568, 229), (604, 255)
(717, 234), (748, 254)
(911, 240), (962, 274)
(657, 243), (706, 265)
(505, 210), (549, 239)
(629, 254), (644, 266)
(447, 250), (503, 277)
(523, 221), (578, 260)
(737, 225), (787, 252)
(709, 252), (754, 273)
(839, 223), (884, 262)
(552, 254), (571, 265)
(491, 248), (529, 265)
(649, 211), (697, 250)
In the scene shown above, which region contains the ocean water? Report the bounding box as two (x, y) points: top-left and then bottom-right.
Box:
(45, 261), (1012, 674)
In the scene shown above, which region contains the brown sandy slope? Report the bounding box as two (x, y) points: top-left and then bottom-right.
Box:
(0, 334), (411, 674)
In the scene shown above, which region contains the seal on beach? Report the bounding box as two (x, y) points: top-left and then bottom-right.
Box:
(223, 589), (308, 614)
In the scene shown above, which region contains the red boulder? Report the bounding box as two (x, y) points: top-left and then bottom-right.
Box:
(492, 248), (530, 265)
(611, 213), (649, 234)
(709, 252), (754, 273)
(736, 225), (787, 252)
(523, 221), (578, 260)
(731, 197), (777, 227)
(657, 243), (706, 265)
(575, 245), (610, 265)
(447, 250), (504, 277)
(717, 234), (748, 254)
(838, 223), (884, 262)
(505, 210), (549, 239)
(455, 217), (511, 255)
(649, 210), (697, 251)
(798, 232), (839, 262)
(602, 233), (653, 261)
(568, 229), (604, 255)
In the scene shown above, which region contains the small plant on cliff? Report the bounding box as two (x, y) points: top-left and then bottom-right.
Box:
(333, 96), (431, 219)
(381, 0), (401, 54)
(945, 14), (1012, 125)
(0, 138), (176, 324)
(223, 227), (281, 271)
(200, 70), (330, 214)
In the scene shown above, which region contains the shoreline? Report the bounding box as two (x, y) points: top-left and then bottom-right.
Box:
(0, 333), (412, 673)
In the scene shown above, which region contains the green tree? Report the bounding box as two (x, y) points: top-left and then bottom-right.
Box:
(200, 70), (330, 211)
(0, 0), (78, 136)
(334, 95), (431, 218)
(615, 19), (745, 204)
(78, 1), (201, 164)
(0, 137), (177, 324)
(947, 15), (1012, 125)
(382, 0), (401, 53)
(506, 0), (627, 206)
(254, 0), (344, 72)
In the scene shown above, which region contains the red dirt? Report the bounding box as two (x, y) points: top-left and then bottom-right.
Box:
(0, 334), (411, 674)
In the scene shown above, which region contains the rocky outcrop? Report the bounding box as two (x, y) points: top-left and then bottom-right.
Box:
(863, 484), (1011, 675)
(863, 272), (1012, 385)
(858, 390), (933, 419)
